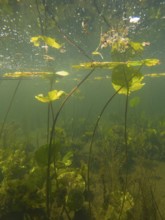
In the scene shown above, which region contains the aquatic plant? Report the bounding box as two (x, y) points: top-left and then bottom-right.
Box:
(72, 23), (164, 219)
(1, 1), (165, 220)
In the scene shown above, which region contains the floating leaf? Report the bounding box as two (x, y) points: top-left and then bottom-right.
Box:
(143, 59), (160, 66)
(73, 61), (123, 69)
(111, 65), (145, 95)
(35, 90), (66, 103)
(3, 71), (69, 79)
(144, 73), (165, 77)
(73, 59), (160, 69)
(3, 71), (53, 78)
(30, 35), (62, 49)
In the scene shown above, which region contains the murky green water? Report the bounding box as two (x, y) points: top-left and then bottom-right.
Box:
(0, 1), (165, 219)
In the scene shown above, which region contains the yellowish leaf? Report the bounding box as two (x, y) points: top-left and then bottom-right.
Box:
(42, 36), (62, 49)
(35, 94), (50, 103)
(30, 35), (62, 49)
(35, 90), (66, 103)
(30, 36), (42, 46)
(73, 59), (160, 70)
(111, 65), (145, 95)
(3, 71), (53, 78)
(144, 73), (165, 78)
(129, 41), (144, 51)
(92, 51), (103, 59)
(143, 59), (160, 66)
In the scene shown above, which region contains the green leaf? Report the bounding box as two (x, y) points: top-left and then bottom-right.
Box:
(2, 71), (69, 79)
(30, 36), (41, 46)
(143, 59), (160, 66)
(35, 90), (66, 103)
(30, 35), (62, 49)
(73, 59), (160, 69)
(144, 73), (165, 77)
(62, 151), (73, 167)
(42, 36), (62, 49)
(3, 71), (52, 78)
(73, 61), (123, 69)
(111, 65), (145, 95)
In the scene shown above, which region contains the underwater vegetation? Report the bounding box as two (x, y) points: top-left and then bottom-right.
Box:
(0, 119), (165, 220)
(0, 0), (165, 220)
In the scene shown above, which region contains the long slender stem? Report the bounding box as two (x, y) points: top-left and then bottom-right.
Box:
(117, 89), (129, 220)
(150, 187), (164, 220)
(49, 13), (93, 61)
(0, 79), (21, 139)
(87, 86), (124, 216)
(46, 69), (95, 219)
(93, 0), (111, 28)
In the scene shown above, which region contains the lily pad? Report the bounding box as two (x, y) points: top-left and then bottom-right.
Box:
(111, 65), (145, 95)
(73, 59), (160, 69)
(35, 90), (66, 103)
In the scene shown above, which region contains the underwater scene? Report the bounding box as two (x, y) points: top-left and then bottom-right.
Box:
(0, 0), (165, 219)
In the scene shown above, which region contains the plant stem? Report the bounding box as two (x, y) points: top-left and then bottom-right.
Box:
(0, 79), (21, 139)
(87, 86), (123, 216)
(46, 69), (95, 219)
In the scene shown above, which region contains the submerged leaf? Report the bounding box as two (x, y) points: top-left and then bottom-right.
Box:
(30, 35), (62, 49)
(62, 151), (73, 166)
(111, 65), (145, 95)
(35, 90), (66, 103)
(30, 36), (41, 46)
(42, 36), (62, 49)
